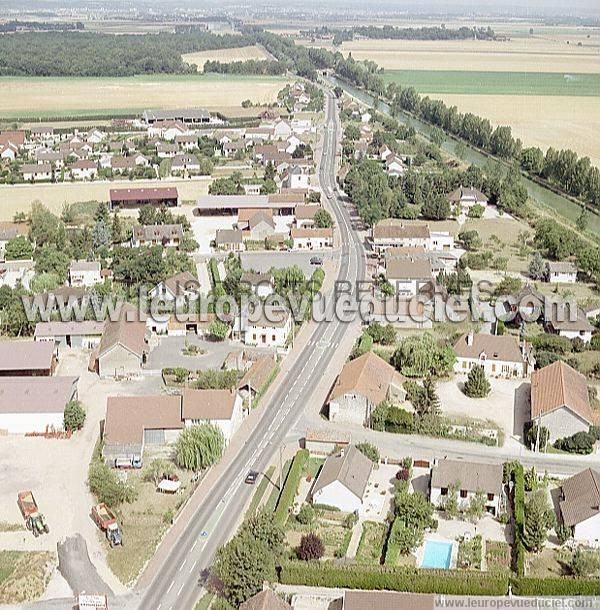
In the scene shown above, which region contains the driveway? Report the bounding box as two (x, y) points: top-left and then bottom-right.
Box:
(143, 336), (236, 372)
(436, 377), (529, 442)
(241, 251), (336, 276)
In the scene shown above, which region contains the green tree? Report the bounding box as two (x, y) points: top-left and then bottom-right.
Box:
(4, 235), (33, 260)
(144, 458), (175, 486)
(296, 504), (315, 525)
(421, 194), (451, 220)
(394, 490), (434, 530)
(175, 423), (225, 471)
(33, 244), (70, 281)
(528, 251), (548, 281)
(208, 320), (229, 341)
(63, 401), (85, 431)
(391, 333), (455, 378)
(313, 209), (333, 228)
(523, 490), (556, 552)
(463, 365), (491, 398)
(444, 481), (460, 517)
(571, 548), (600, 577)
(466, 489), (487, 521)
(88, 461), (136, 506)
(297, 532), (325, 560)
(356, 442), (380, 464)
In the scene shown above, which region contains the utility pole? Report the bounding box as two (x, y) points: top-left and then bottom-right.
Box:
(278, 445), (283, 491)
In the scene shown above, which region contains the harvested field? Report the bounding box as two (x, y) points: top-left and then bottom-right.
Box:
(299, 36), (600, 73)
(0, 551), (55, 604)
(0, 74), (290, 120)
(432, 94), (600, 167)
(0, 178), (210, 221)
(182, 45), (270, 69)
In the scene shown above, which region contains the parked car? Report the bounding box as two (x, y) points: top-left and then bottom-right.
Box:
(310, 256), (323, 266)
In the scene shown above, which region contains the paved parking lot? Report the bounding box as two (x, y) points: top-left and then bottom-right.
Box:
(241, 251), (336, 276)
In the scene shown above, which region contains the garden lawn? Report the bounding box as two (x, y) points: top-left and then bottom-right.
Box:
(355, 521), (387, 565)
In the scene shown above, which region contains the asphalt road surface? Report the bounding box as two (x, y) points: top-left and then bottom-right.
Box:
(136, 89), (365, 610)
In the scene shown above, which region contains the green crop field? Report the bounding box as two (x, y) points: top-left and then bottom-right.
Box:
(381, 70), (600, 96)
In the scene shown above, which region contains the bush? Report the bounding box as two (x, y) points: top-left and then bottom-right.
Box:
(467, 203), (484, 218)
(296, 504), (315, 525)
(175, 423), (225, 470)
(531, 333), (572, 354)
(462, 364), (491, 398)
(208, 320), (229, 341)
(279, 561), (509, 595)
(511, 576), (600, 596)
(554, 431), (596, 454)
(275, 449), (309, 526)
(356, 442), (380, 464)
(63, 400), (86, 431)
(88, 461), (136, 506)
(297, 533), (325, 560)
(590, 334), (600, 351)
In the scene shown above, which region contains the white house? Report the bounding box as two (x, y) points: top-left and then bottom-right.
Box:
(453, 331), (533, 378)
(86, 129), (105, 145)
(0, 259), (35, 289)
(69, 261), (102, 288)
(385, 258), (433, 297)
(311, 445), (373, 514)
(181, 389), (243, 444)
(545, 308), (594, 343)
(371, 222), (454, 254)
(430, 459), (504, 516)
(272, 119), (293, 139)
(240, 272), (274, 298)
(282, 165), (310, 190)
(291, 227), (333, 250)
(171, 153), (201, 175)
(294, 205), (323, 229)
(131, 224), (183, 248)
(447, 185), (488, 210)
(21, 163), (52, 182)
(0, 143), (17, 161)
(548, 261), (577, 284)
(328, 352), (406, 427)
(68, 160), (98, 180)
(385, 154), (406, 177)
(149, 271), (200, 309)
(559, 468), (600, 547)
(232, 305), (292, 349)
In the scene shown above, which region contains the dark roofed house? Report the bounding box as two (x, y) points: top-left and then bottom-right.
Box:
(342, 591), (435, 610)
(0, 341), (56, 376)
(530, 360), (592, 443)
(215, 229), (244, 252)
(237, 356), (278, 403)
(239, 589), (291, 610)
(109, 187), (178, 210)
(311, 445), (374, 513)
(447, 185), (488, 209)
(131, 224), (184, 248)
(558, 468), (600, 546)
(181, 388), (243, 443)
(150, 271), (200, 306)
(430, 458), (504, 516)
(97, 304), (148, 378)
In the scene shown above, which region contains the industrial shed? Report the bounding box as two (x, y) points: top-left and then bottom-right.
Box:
(0, 341), (56, 376)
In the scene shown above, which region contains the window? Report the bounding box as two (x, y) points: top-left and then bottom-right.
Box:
(460, 489), (468, 498)
(440, 487), (448, 496)
(462, 361), (467, 369)
(487, 493), (494, 501)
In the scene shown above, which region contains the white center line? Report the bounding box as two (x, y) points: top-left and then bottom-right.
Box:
(167, 580), (174, 594)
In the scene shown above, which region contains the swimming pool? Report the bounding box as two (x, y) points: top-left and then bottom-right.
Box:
(420, 539), (453, 569)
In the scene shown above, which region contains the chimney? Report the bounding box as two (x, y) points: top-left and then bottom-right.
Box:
(466, 330), (474, 346)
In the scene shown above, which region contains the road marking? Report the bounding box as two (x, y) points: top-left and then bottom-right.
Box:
(167, 580), (174, 594)
(179, 558), (187, 571)
(191, 539), (198, 550)
(190, 559), (198, 574)
(177, 584), (185, 596)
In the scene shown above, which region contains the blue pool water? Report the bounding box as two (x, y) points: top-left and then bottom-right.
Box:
(421, 540), (453, 569)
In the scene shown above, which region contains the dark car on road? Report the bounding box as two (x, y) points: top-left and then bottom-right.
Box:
(310, 256), (323, 266)
(245, 470), (259, 484)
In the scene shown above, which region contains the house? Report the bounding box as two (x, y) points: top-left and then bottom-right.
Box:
(233, 305), (293, 349)
(371, 222), (454, 253)
(240, 272), (274, 298)
(0, 142), (17, 161)
(385, 258), (433, 297)
(110, 156), (136, 173)
(328, 352), (405, 427)
(384, 246), (458, 274)
(0, 259), (35, 289)
(282, 165), (310, 189)
(35, 150), (66, 169)
(34, 321), (104, 350)
(131, 224), (184, 248)
(545, 307), (594, 343)
(291, 227), (333, 250)
(272, 119), (293, 139)
(237, 355), (278, 404)
(430, 458), (504, 516)
(21, 163), (52, 182)
(340, 591), (435, 610)
(558, 468), (600, 547)
(171, 153), (201, 175)
(530, 360), (592, 443)
(215, 229), (244, 252)
(147, 120), (189, 141)
(294, 204), (323, 229)
(548, 261), (578, 284)
(102, 395), (184, 464)
(311, 445), (373, 513)
(243, 184), (262, 196)
(0, 341), (56, 376)
(447, 185), (488, 210)
(156, 142), (179, 158)
(0, 226), (19, 258)
(453, 331), (532, 378)
(239, 589), (291, 610)
(181, 388), (243, 444)
(142, 108), (215, 126)
(174, 134), (198, 150)
(68, 159), (98, 180)
(28, 125), (55, 141)
(0, 376), (78, 434)
(69, 261), (102, 288)
(385, 154), (406, 177)
(585, 304), (600, 322)
(149, 271), (200, 308)
(109, 187), (179, 210)
(222, 140), (245, 158)
(97, 304), (148, 378)
(364, 295), (433, 330)
(86, 129), (105, 144)
(305, 428), (351, 455)
(245, 211), (276, 241)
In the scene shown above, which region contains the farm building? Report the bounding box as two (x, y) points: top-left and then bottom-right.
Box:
(0, 376), (78, 434)
(141, 108), (216, 125)
(96, 304), (148, 378)
(196, 194), (299, 216)
(304, 429), (350, 455)
(34, 321), (105, 350)
(0, 341), (56, 376)
(311, 445), (373, 513)
(109, 187), (179, 210)
(181, 389), (243, 444)
(237, 355), (278, 403)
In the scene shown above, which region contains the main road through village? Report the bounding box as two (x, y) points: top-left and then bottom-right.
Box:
(135, 88), (366, 610)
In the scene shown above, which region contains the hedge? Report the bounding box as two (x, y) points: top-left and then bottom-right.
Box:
(511, 577), (600, 596)
(511, 462), (526, 576)
(279, 561), (509, 596)
(274, 449), (309, 526)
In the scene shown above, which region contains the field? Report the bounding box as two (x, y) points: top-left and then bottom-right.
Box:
(0, 178), (210, 221)
(433, 94), (600, 167)
(182, 45), (270, 70)
(0, 74), (290, 120)
(382, 70), (600, 96)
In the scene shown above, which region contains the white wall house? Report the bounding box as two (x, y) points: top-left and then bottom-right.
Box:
(371, 222), (454, 254)
(22, 163), (52, 181)
(291, 228), (333, 250)
(233, 305), (292, 349)
(69, 261), (102, 288)
(149, 271), (199, 310)
(548, 262), (577, 284)
(559, 468), (600, 547)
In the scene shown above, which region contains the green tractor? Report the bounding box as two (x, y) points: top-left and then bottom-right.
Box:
(26, 513), (50, 537)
